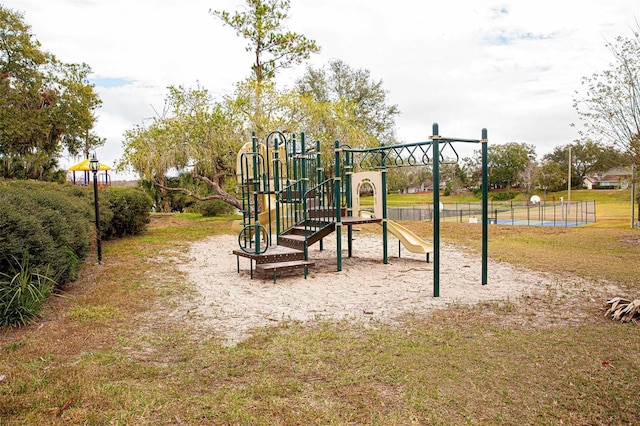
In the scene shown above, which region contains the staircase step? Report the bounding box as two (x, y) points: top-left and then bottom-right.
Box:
(307, 206), (346, 219)
(279, 235), (306, 250)
(280, 234), (306, 242)
(289, 225), (324, 236)
(256, 259), (315, 283)
(305, 219), (333, 228)
(256, 260), (315, 273)
(233, 245), (305, 263)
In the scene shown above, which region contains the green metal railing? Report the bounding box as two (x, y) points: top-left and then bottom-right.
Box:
(351, 139), (460, 169)
(237, 133), (267, 254)
(276, 179), (307, 236)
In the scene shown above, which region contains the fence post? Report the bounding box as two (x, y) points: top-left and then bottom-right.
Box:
(540, 201), (544, 225)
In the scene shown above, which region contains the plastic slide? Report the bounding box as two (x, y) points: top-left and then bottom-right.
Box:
(360, 211), (433, 256)
(257, 195), (278, 224)
(386, 220), (433, 255)
(232, 195), (279, 232)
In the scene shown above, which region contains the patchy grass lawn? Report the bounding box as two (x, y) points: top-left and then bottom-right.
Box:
(1, 198), (639, 425)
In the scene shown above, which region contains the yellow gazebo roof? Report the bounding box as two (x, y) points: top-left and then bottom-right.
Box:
(68, 158), (112, 171)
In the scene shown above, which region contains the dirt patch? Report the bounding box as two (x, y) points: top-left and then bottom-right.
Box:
(620, 237), (640, 246)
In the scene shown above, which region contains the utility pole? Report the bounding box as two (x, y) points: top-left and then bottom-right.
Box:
(568, 146), (572, 202)
(632, 163), (636, 228)
(567, 146), (572, 217)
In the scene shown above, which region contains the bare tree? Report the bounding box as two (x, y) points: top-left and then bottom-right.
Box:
(573, 23), (640, 165)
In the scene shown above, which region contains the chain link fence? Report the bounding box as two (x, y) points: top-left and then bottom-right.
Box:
(388, 200), (596, 227)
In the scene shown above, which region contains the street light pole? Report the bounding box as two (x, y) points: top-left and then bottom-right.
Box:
(89, 154), (102, 264)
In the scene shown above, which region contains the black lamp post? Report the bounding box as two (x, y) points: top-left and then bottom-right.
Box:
(89, 153), (102, 264)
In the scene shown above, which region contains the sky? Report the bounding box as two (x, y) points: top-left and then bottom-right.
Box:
(8, 0), (640, 179)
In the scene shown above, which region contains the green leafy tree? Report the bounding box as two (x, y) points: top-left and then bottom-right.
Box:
(122, 2), (401, 211)
(536, 161), (565, 200)
(211, 0), (319, 136)
(465, 142), (536, 189)
(119, 85), (244, 210)
(490, 143), (536, 189)
(0, 6), (102, 179)
(122, 0), (321, 211)
(543, 140), (629, 187)
(295, 59), (400, 146)
(211, 0), (319, 84)
(385, 168), (409, 192)
(573, 24), (640, 166)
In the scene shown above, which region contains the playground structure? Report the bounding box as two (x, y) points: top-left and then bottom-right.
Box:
(233, 123), (489, 297)
(68, 158), (112, 187)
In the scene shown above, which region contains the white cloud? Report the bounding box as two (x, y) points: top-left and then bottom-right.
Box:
(9, 0), (640, 179)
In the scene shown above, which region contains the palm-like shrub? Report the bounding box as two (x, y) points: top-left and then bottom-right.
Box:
(0, 254), (57, 327)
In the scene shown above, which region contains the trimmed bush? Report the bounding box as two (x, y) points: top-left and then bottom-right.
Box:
(190, 199), (234, 217)
(0, 181), (152, 286)
(0, 180), (153, 328)
(100, 187), (153, 239)
(491, 191), (517, 201)
(0, 180), (93, 283)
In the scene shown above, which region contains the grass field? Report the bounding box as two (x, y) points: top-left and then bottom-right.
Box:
(1, 192), (639, 424)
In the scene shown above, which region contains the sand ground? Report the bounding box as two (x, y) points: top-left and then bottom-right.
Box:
(175, 229), (585, 346)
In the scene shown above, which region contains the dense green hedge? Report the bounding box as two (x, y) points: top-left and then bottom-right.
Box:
(0, 180), (152, 327)
(0, 180), (92, 284)
(491, 191), (517, 201)
(101, 186), (153, 238)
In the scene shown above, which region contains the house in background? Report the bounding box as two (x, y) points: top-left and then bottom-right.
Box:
(583, 167), (632, 190)
(403, 180), (433, 194)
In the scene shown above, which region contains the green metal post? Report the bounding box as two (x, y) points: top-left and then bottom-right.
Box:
(481, 128), (488, 285)
(382, 168), (388, 264)
(345, 149), (353, 258)
(316, 140), (324, 252)
(316, 140), (323, 190)
(334, 140), (342, 271)
(292, 133), (298, 182)
(432, 123), (440, 297)
(274, 150), (281, 240)
(268, 132), (282, 241)
(300, 132), (309, 260)
(292, 134), (299, 223)
(254, 220), (261, 256)
(301, 132), (307, 198)
(252, 133), (261, 254)
(345, 150), (352, 215)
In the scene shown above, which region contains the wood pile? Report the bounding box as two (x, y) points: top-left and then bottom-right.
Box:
(605, 297), (640, 323)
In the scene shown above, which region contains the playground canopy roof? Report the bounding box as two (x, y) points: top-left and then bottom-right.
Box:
(68, 158), (112, 171)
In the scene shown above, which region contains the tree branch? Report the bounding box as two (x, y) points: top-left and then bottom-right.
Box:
(155, 173), (242, 210)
